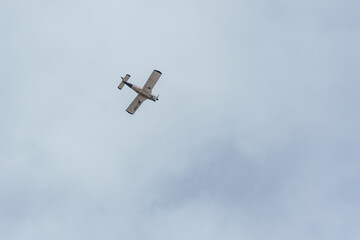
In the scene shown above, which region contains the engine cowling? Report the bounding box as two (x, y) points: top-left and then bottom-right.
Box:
(151, 94), (158, 102)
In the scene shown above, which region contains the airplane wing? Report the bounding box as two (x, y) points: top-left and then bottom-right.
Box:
(142, 70), (162, 93)
(126, 94), (147, 115)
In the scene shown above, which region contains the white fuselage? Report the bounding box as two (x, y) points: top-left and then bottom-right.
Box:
(127, 83), (158, 102)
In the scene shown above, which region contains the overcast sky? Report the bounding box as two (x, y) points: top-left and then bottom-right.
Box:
(1, 0), (360, 239)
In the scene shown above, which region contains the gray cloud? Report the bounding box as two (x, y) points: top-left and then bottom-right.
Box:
(1, 0), (359, 239)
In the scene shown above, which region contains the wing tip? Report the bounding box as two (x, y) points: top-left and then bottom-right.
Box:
(154, 70), (162, 75)
(126, 110), (134, 115)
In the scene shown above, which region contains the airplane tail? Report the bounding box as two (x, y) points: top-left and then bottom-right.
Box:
(118, 74), (131, 90)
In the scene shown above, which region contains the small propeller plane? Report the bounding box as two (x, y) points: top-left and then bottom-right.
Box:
(118, 70), (162, 114)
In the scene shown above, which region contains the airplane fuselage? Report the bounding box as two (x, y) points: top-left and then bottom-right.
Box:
(124, 82), (158, 102)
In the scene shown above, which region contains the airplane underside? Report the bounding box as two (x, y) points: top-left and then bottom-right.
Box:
(123, 82), (158, 102)
(118, 70), (162, 114)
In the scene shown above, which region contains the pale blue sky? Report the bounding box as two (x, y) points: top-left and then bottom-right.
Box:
(1, 0), (359, 239)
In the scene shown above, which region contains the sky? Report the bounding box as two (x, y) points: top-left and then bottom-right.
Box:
(1, 0), (360, 239)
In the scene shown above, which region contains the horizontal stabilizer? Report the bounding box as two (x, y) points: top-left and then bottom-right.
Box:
(118, 74), (131, 90)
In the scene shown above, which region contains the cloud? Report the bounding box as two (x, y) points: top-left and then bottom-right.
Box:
(1, 0), (359, 239)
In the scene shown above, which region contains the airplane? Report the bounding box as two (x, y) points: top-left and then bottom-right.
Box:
(118, 70), (162, 114)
